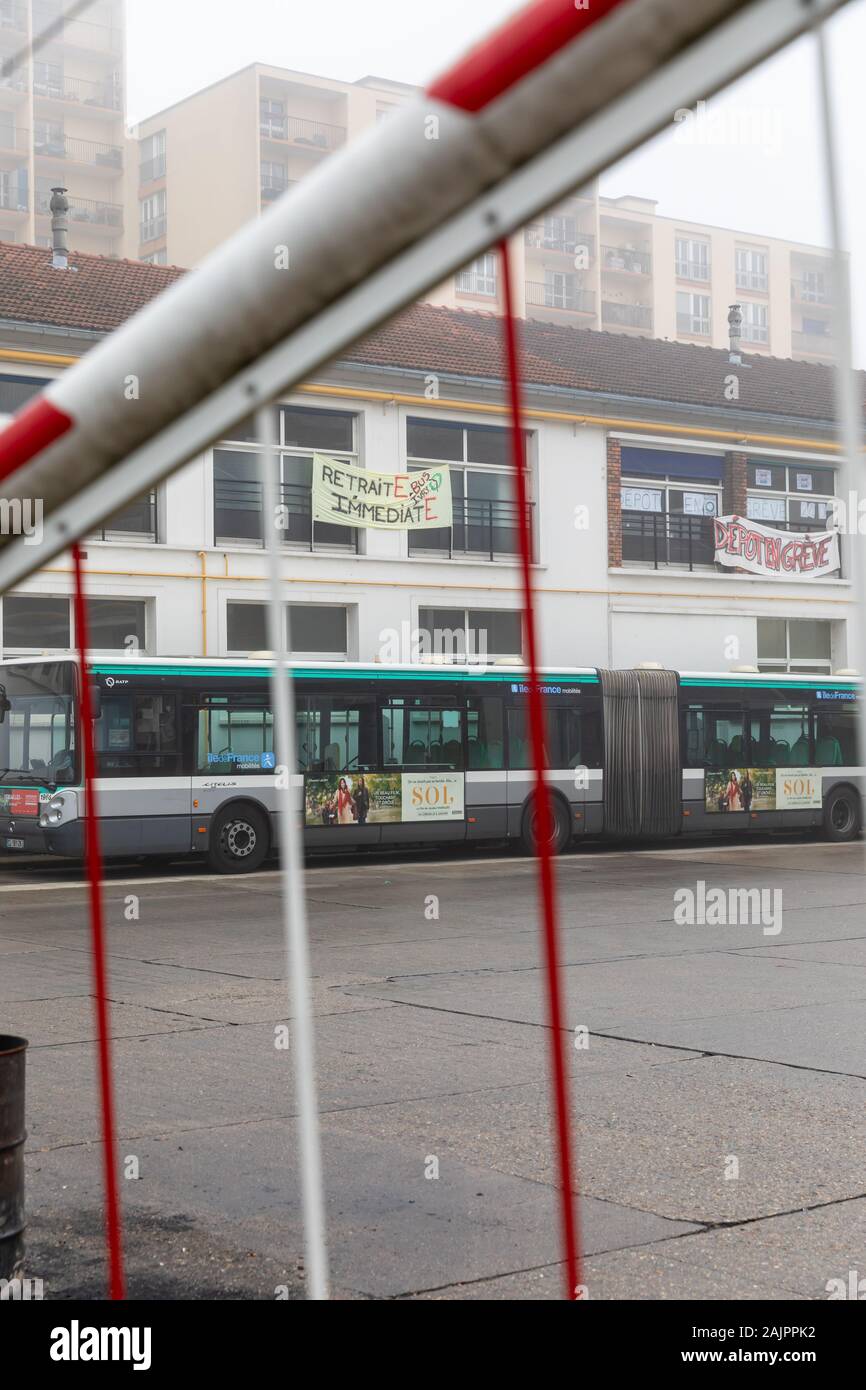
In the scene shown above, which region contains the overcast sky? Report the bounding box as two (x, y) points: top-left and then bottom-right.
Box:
(125, 0), (866, 362)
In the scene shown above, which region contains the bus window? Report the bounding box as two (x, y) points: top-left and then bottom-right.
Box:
(197, 699), (272, 774)
(750, 704), (812, 767)
(381, 700), (464, 769)
(467, 697), (504, 769)
(507, 704), (589, 770)
(682, 704), (745, 769)
(816, 706), (855, 765)
(97, 693), (178, 774)
(298, 695), (376, 774)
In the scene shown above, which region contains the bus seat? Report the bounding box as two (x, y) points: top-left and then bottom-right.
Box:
(429, 742), (443, 764)
(728, 735), (743, 759)
(443, 739), (462, 768)
(767, 740), (789, 766)
(790, 736), (809, 763)
(467, 739), (486, 769)
(408, 740), (426, 763)
(707, 739), (727, 767)
(486, 740), (504, 770)
(323, 743), (341, 771)
(816, 735), (843, 766)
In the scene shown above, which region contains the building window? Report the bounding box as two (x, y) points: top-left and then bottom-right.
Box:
(261, 160), (289, 200)
(87, 599), (147, 652)
(741, 301), (769, 344)
(620, 446), (722, 570)
(140, 130), (166, 183)
(675, 237), (710, 282)
(544, 269), (577, 309)
(260, 97), (286, 140)
(213, 406), (359, 552)
(226, 602), (349, 659)
(91, 491), (158, 543)
(0, 373), (47, 416)
(542, 215), (578, 252)
(33, 62), (63, 100)
(417, 606), (523, 662)
(757, 618), (832, 675)
(2, 595), (70, 651)
(456, 253), (497, 297)
(141, 249), (167, 265)
(798, 269), (829, 304)
(736, 246), (768, 292)
(406, 416), (530, 561)
(676, 291), (710, 336)
(34, 119), (64, 156)
(746, 460), (836, 533)
(139, 189), (166, 244)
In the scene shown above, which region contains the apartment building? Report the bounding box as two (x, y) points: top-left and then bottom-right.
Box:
(131, 61), (834, 365)
(0, 0), (129, 256)
(0, 241), (854, 680)
(133, 64), (414, 267)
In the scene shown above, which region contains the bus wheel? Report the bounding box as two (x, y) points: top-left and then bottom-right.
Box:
(520, 795), (571, 857)
(209, 804), (269, 873)
(823, 787), (860, 843)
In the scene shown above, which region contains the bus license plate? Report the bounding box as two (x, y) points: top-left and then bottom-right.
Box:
(5, 838), (25, 850)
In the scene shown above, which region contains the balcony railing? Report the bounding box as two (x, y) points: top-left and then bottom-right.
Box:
(261, 177), (297, 203)
(92, 493), (157, 544)
(456, 268), (496, 296)
(736, 269), (768, 291)
(675, 257), (710, 282)
(259, 114), (346, 151)
(602, 245), (652, 274)
(139, 153), (166, 183)
(524, 223), (596, 258)
(622, 512), (716, 571)
(408, 498), (534, 563)
(33, 72), (122, 111)
(0, 123), (27, 151)
(791, 278), (831, 305)
(525, 280), (595, 314)
(602, 301), (652, 329)
(214, 478), (360, 552)
(35, 133), (123, 167)
(36, 191), (122, 226)
(0, 72), (27, 94)
(792, 329), (834, 355)
(0, 184), (27, 211)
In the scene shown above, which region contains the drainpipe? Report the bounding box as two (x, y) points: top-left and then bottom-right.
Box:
(197, 552), (208, 655)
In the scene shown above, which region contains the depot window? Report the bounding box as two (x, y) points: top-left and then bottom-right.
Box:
(746, 460), (837, 534)
(757, 618), (832, 674)
(213, 406), (358, 553)
(406, 417), (532, 561)
(620, 446), (722, 570)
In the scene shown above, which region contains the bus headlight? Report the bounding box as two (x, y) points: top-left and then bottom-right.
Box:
(39, 793), (67, 827)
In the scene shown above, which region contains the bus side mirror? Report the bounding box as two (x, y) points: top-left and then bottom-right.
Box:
(90, 685), (102, 720)
(0, 685), (10, 724)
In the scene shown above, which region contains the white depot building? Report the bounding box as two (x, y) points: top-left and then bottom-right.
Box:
(0, 242), (858, 678)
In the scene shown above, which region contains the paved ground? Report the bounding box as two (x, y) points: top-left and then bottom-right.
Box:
(1, 835), (865, 1301)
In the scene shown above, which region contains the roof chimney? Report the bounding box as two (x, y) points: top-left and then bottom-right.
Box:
(728, 302), (743, 364)
(50, 186), (69, 270)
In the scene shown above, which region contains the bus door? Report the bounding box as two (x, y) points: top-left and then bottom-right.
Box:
(299, 693), (381, 848)
(505, 696), (587, 841)
(466, 694), (507, 841)
(377, 696), (468, 845)
(95, 687), (188, 854)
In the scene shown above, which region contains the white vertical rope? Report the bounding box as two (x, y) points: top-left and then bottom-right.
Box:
(814, 20), (865, 773)
(257, 405), (330, 1301)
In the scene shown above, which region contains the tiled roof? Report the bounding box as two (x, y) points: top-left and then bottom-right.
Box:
(0, 241), (855, 424)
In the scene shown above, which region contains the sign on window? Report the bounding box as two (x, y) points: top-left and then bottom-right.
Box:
(621, 486), (662, 512)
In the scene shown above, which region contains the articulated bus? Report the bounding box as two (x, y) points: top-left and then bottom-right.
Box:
(0, 655), (860, 873)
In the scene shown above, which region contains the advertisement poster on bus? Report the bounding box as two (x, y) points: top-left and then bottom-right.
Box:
(304, 772), (465, 826)
(705, 767), (821, 812)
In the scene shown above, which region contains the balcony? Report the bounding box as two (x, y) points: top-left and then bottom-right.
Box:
(524, 223), (596, 259)
(139, 153), (166, 184)
(622, 512), (716, 571)
(91, 493), (157, 544)
(791, 278), (831, 306)
(735, 269), (768, 292)
(33, 73), (122, 113)
(525, 280), (595, 315)
(214, 477), (360, 552)
(408, 497), (534, 563)
(260, 114), (346, 153)
(602, 245), (652, 275)
(602, 301), (652, 330)
(261, 177), (297, 204)
(0, 123), (27, 153)
(792, 329), (834, 357)
(0, 184), (27, 211)
(36, 191), (122, 228)
(35, 133), (123, 170)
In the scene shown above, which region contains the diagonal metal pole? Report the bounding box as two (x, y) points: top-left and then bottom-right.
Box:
(257, 405), (329, 1300)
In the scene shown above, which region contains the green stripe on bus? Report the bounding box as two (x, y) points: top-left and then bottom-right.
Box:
(90, 664), (598, 685)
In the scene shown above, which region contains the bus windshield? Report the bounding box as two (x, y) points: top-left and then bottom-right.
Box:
(0, 661), (77, 787)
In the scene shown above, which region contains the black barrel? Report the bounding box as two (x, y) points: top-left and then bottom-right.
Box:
(0, 1035), (27, 1281)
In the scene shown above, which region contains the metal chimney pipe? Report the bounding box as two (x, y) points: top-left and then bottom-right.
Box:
(49, 187), (69, 270)
(728, 302), (743, 364)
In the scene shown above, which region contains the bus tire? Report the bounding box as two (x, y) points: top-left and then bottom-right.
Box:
(208, 803), (270, 873)
(520, 794), (571, 857)
(823, 786), (860, 843)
